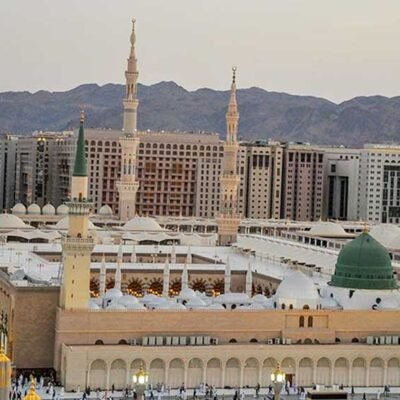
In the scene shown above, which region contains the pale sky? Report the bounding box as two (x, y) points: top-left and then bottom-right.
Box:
(1, 0), (400, 102)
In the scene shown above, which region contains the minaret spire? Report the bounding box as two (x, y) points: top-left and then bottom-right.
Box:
(99, 254), (106, 297)
(181, 263), (189, 291)
(224, 256), (231, 294)
(216, 67), (242, 246)
(162, 256), (170, 298)
(118, 19), (140, 221)
(246, 260), (252, 297)
(114, 243), (122, 291)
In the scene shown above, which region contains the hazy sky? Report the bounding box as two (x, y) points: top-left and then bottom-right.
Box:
(1, 0), (400, 102)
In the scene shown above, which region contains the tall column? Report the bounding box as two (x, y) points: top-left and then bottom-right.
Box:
(118, 19), (140, 221)
(224, 256), (231, 294)
(60, 111), (95, 310)
(162, 257), (170, 298)
(216, 68), (241, 246)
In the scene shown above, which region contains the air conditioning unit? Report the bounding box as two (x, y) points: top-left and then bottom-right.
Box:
(148, 336), (156, 346)
(286, 338), (292, 345)
(380, 336), (385, 345)
(210, 338), (218, 345)
(196, 336), (203, 345)
(281, 338), (286, 345)
(129, 338), (137, 346)
(172, 336), (179, 345)
(274, 338), (281, 345)
(267, 339), (273, 345)
(385, 336), (392, 345)
(204, 336), (211, 345)
(142, 337), (148, 346)
(190, 336), (196, 345)
(165, 337), (172, 346)
(392, 336), (399, 345)
(367, 336), (373, 345)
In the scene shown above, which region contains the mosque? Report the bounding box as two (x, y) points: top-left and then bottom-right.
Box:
(0, 19), (400, 394)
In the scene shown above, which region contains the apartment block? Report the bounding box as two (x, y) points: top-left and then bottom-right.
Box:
(282, 144), (324, 221)
(0, 135), (18, 211)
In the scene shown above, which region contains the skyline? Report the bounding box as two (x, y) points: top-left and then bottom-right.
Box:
(1, 0), (400, 103)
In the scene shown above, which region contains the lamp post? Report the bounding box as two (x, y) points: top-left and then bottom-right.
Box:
(271, 364), (285, 400)
(133, 365), (149, 400)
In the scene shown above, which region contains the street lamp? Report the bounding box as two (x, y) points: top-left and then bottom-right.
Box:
(271, 364), (285, 400)
(133, 365), (148, 400)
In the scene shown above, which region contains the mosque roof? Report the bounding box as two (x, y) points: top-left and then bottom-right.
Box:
(330, 232), (397, 290)
(307, 221), (351, 237)
(275, 270), (320, 301)
(99, 205), (113, 216)
(123, 216), (164, 232)
(42, 203), (56, 215)
(54, 216), (97, 230)
(27, 204), (41, 215)
(0, 213), (28, 229)
(370, 224), (400, 250)
(12, 203), (26, 215)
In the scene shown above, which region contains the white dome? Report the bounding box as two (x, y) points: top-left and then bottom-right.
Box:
(54, 216), (96, 230)
(308, 221), (348, 237)
(186, 297), (207, 308)
(56, 204), (69, 215)
(275, 270), (320, 309)
(123, 216), (164, 232)
(42, 203), (56, 215)
(27, 203), (41, 215)
(156, 300), (186, 310)
(377, 297), (400, 310)
(103, 288), (123, 300)
(207, 303), (225, 310)
(12, 203), (26, 215)
(370, 224), (400, 250)
(117, 295), (139, 307)
(107, 302), (126, 310)
(99, 205), (113, 216)
(0, 214), (27, 229)
(178, 288), (196, 300)
(251, 294), (269, 304)
(214, 293), (251, 304)
(320, 297), (341, 310)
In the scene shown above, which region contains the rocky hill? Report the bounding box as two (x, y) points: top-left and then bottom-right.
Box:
(1, 82), (400, 146)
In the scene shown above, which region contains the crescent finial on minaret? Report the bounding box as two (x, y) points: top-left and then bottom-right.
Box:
(130, 18), (136, 46)
(232, 66), (237, 84)
(79, 107), (85, 123)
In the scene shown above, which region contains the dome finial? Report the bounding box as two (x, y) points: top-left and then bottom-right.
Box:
(80, 106), (85, 123)
(232, 66), (237, 84)
(362, 220), (369, 233)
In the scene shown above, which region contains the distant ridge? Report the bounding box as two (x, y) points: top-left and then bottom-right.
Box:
(1, 82), (400, 146)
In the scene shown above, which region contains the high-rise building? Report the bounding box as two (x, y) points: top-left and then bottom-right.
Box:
(358, 144), (400, 224)
(237, 141), (283, 219)
(322, 148), (360, 221)
(0, 135), (17, 211)
(216, 68), (241, 245)
(282, 144), (324, 221)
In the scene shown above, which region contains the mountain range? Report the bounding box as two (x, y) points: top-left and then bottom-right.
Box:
(1, 82), (400, 147)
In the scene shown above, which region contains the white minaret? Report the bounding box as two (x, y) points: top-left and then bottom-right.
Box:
(224, 256), (231, 294)
(186, 245), (192, 264)
(117, 19), (140, 221)
(171, 243), (176, 264)
(246, 260), (252, 297)
(131, 244), (136, 263)
(181, 263), (189, 290)
(162, 256), (170, 297)
(114, 243), (123, 291)
(100, 253), (106, 297)
(216, 67), (241, 246)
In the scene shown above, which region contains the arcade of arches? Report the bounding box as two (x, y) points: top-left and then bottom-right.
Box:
(64, 347), (400, 391)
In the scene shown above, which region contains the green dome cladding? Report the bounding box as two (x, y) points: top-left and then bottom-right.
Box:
(330, 232), (397, 290)
(73, 112), (87, 177)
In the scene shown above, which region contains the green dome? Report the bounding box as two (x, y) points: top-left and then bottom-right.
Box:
(330, 232), (397, 290)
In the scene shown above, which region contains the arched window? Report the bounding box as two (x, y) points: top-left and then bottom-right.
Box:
(229, 338), (237, 343)
(95, 339), (104, 345)
(289, 304), (293, 310)
(303, 304), (310, 310)
(250, 338), (258, 343)
(281, 303), (286, 310)
(351, 338), (359, 343)
(299, 316), (305, 328)
(118, 339), (128, 345)
(308, 316), (313, 327)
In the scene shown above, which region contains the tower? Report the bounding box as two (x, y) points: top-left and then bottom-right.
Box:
(115, 243), (122, 291)
(60, 111), (95, 310)
(216, 67), (241, 245)
(117, 19), (140, 221)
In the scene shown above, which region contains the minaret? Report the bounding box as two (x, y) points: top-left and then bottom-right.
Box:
(181, 263), (189, 291)
(99, 254), (106, 297)
(216, 67), (241, 245)
(162, 256), (170, 298)
(171, 243), (176, 264)
(186, 245), (192, 264)
(224, 256), (231, 294)
(117, 19), (140, 221)
(130, 244), (136, 263)
(246, 260), (252, 297)
(115, 243), (123, 291)
(60, 111), (95, 310)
